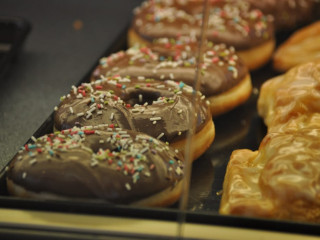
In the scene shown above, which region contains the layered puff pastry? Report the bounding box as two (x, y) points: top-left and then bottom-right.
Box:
(273, 21), (320, 72)
(219, 61), (320, 222)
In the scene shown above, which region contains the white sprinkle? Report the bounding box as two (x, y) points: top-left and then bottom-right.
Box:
(152, 111), (156, 116)
(175, 167), (183, 175)
(97, 111), (103, 115)
(139, 94), (143, 103)
(169, 73), (175, 79)
(77, 112), (84, 117)
(150, 117), (161, 121)
(99, 140), (104, 143)
(72, 85), (77, 95)
(18, 156), (23, 161)
(144, 172), (151, 177)
(125, 183), (131, 191)
(29, 159), (37, 165)
(69, 107), (74, 114)
(157, 132), (164, 139)
(54, 106), (58, 111)
(160, 75), (165, 79)
(140, 147), (149, 154)
(86, 113), (92, 119)
(88, 107), (96, 113)
(153, 121), (157, 124)
(22, 172), (27, 179)
(178, 109), (183, 114)
(143, 102), (148, 106)
(110, 113), (114, 120)
(31, 136), (37, 143)
(156, 85), (165, 89)
(120, 135), (130, 140)
(131, 108), (140, 113)
(76, 93), (83, 99)
(178, 131), (182, 136)
(91, 161), (99, 167)
(138, 76), (145, 81)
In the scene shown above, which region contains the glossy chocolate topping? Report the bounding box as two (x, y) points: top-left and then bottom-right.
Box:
(132, 0), (274, 50)
(54, 75), (210, 143)
(92, 39), (248, 97)
(244, 0), (315, 31)
(7, 127), (184, 203)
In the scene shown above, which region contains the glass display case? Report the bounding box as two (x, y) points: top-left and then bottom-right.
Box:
(0, 0), (320, 239)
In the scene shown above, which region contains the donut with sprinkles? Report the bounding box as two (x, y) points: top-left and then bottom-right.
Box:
(92, 38), (252, 116)
(128, 0), (275, 70)
(54, 75), (215, 161)
(6, 127), (184, 206)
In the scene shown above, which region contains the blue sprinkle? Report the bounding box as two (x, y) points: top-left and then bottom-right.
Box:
(138, 166), (144, 172)
(179, 82), (185, 89)
(78, 131), (84, 135)
(169, 160), (174, 164)
(28, 144), (37, 149)
(117, 161), (123, 166)
(91, 97), (95, 103)
(160, 56), (165, 61)
(228, 66), (235, 71)
(122, 85), (126, 89)
(136, 154), (141, 159)
(49, 150), (54, 156)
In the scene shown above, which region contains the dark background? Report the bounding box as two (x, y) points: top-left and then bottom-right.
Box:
(0, 0), (143, 168)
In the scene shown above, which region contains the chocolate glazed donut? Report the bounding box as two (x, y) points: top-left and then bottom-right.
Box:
(54, 75), (215, 160)
(6, 127), (184, 206)
(243, 0), (316, 31)
(129, 0), (275, 70)
(92, 39), (252, 116)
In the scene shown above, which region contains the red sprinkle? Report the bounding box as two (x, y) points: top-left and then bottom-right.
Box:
(84, 130), (95, 135)
(97, 104), (101, 109)
(126, 104), (131, 108)
(116, 83), (122, 88)
(108, 159), (113, 165)
(24, 144), (29, 151)
(95, 85), (103, 90)
(150, 164), (155, 170)
(109, 124), (115, 128)
(113, 96), (119, 100)
(36, 148), (42, 153)
(212, 57), (219, 63)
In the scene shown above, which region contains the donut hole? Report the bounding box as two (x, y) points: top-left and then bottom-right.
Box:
(123, 88), (169, 106)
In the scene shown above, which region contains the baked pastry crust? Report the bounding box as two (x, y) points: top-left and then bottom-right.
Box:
(273, 21), (320, 72)
(220, 61), (320, 222)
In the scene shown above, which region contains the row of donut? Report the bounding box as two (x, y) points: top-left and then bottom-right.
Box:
(5, 0), (320, 208)
(129, 0), (320, 72)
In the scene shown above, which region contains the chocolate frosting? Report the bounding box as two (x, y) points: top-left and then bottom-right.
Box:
(132, 0), (274, 50)
(54, 75), (210, 144)
(244, 0), (315, 31)
(91, 39), (248, 97)
(7, 128), (184, 203)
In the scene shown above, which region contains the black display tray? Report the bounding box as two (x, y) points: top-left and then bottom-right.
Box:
(1, 24), (320, 237)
